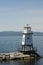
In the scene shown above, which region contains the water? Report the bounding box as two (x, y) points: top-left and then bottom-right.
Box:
(0, 35), (43, 65)
(0, 36), (22, 53)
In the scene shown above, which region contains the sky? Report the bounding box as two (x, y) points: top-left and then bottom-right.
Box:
(0, 0), (43, 32)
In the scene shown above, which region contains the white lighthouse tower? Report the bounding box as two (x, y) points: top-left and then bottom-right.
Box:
(21, 24), (34, 54)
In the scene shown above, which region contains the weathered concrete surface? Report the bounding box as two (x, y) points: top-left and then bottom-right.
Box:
(0, 52), (41, 61)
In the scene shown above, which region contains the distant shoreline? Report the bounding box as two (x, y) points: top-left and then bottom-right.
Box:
(0, 31), (43, 36)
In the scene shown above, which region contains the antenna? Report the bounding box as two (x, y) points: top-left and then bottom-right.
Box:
(27, 24), (28, 27)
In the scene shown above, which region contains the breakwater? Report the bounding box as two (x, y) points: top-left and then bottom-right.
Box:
(0, 52), (41, 61)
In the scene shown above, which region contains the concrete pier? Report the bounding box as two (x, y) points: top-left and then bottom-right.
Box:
(0, 52), (41, 61)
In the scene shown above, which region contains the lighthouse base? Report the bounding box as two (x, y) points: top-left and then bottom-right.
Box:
(20, 50), (35, 54)
(20, 50), (41, 58)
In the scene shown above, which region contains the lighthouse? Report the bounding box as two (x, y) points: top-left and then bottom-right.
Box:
(21, 24), (34, 54)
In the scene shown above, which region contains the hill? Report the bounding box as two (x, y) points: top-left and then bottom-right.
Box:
(0, 31), (43, 36)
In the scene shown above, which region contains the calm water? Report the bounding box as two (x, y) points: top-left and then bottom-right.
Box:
(0, 35), (43, 65)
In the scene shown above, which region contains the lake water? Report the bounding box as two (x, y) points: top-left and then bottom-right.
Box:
(0, 35), (43, 65)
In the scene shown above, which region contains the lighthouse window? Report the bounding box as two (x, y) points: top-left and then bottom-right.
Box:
(27, 37), (29, 39)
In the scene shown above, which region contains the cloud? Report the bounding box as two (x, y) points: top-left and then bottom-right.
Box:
(0, 8), (43, 32)
(30, 24), (43, 32)
(0, 25), (23, 32)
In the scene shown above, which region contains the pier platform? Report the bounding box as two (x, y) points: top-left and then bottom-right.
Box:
(0, 52), (41, 61)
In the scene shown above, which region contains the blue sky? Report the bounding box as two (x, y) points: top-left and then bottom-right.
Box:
(0, 0), (43, 32)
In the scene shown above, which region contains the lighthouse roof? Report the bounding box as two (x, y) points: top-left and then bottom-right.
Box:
(24, 24), (31, 28)
(24, 27), (31, 28)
